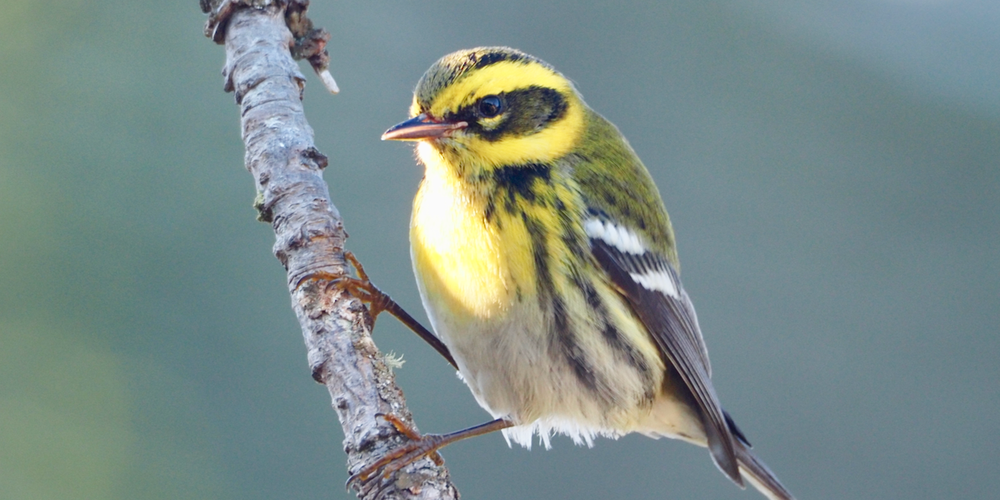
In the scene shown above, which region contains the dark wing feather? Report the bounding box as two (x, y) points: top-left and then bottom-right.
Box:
(590, 236), (743, 486)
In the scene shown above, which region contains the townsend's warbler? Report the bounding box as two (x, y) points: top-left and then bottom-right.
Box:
(373, 46), (794, 500)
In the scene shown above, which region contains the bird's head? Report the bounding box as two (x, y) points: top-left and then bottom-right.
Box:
(383, 47), (587, 176)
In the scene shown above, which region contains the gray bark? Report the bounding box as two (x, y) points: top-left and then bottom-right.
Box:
(207, 3), (459, 499)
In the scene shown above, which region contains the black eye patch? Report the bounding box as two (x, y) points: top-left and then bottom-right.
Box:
(459, 86), (568, 142)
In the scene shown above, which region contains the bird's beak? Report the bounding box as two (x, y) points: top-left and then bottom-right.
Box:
(381, 114), (468, 141)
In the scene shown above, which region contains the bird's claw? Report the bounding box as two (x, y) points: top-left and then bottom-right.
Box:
(345, 414), (447, 491)
(298, 251), (393, 325)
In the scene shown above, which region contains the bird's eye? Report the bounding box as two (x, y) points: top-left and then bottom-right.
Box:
(477, 95), (504, 118)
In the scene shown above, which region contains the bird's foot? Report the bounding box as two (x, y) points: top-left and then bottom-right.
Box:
(346, 413), (446, 489)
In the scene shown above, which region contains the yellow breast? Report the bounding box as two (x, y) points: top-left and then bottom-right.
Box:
(409, 143), (534, 324)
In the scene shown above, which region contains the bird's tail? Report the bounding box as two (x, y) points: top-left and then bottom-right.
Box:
(734, 437), (795, 500)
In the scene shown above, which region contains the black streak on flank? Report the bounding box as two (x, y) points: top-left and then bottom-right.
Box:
(525, 211), (611, 404)
(523, 212), (551, 300)
(555, 197), (587, 261)
(581, 279), (656, 400)
(551, 295), (602, 396)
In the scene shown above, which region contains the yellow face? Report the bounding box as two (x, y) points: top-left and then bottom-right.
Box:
(402, 48), (587, 174)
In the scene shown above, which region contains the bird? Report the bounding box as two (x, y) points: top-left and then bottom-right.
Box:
(367, 46), (794, 500)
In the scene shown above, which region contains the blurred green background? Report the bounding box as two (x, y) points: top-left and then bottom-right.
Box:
(2, 1), (998, 499)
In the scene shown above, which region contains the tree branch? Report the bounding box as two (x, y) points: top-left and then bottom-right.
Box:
(203, 2), (459, 498)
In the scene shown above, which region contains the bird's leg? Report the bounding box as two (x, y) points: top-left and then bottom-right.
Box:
(300, 252), (457, 368)
(347, 416), (515, 490)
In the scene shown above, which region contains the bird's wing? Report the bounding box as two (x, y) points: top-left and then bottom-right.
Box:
(584, 215), (743, 486)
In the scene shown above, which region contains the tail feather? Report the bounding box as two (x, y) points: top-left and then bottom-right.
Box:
(735, 439), (795, 500)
